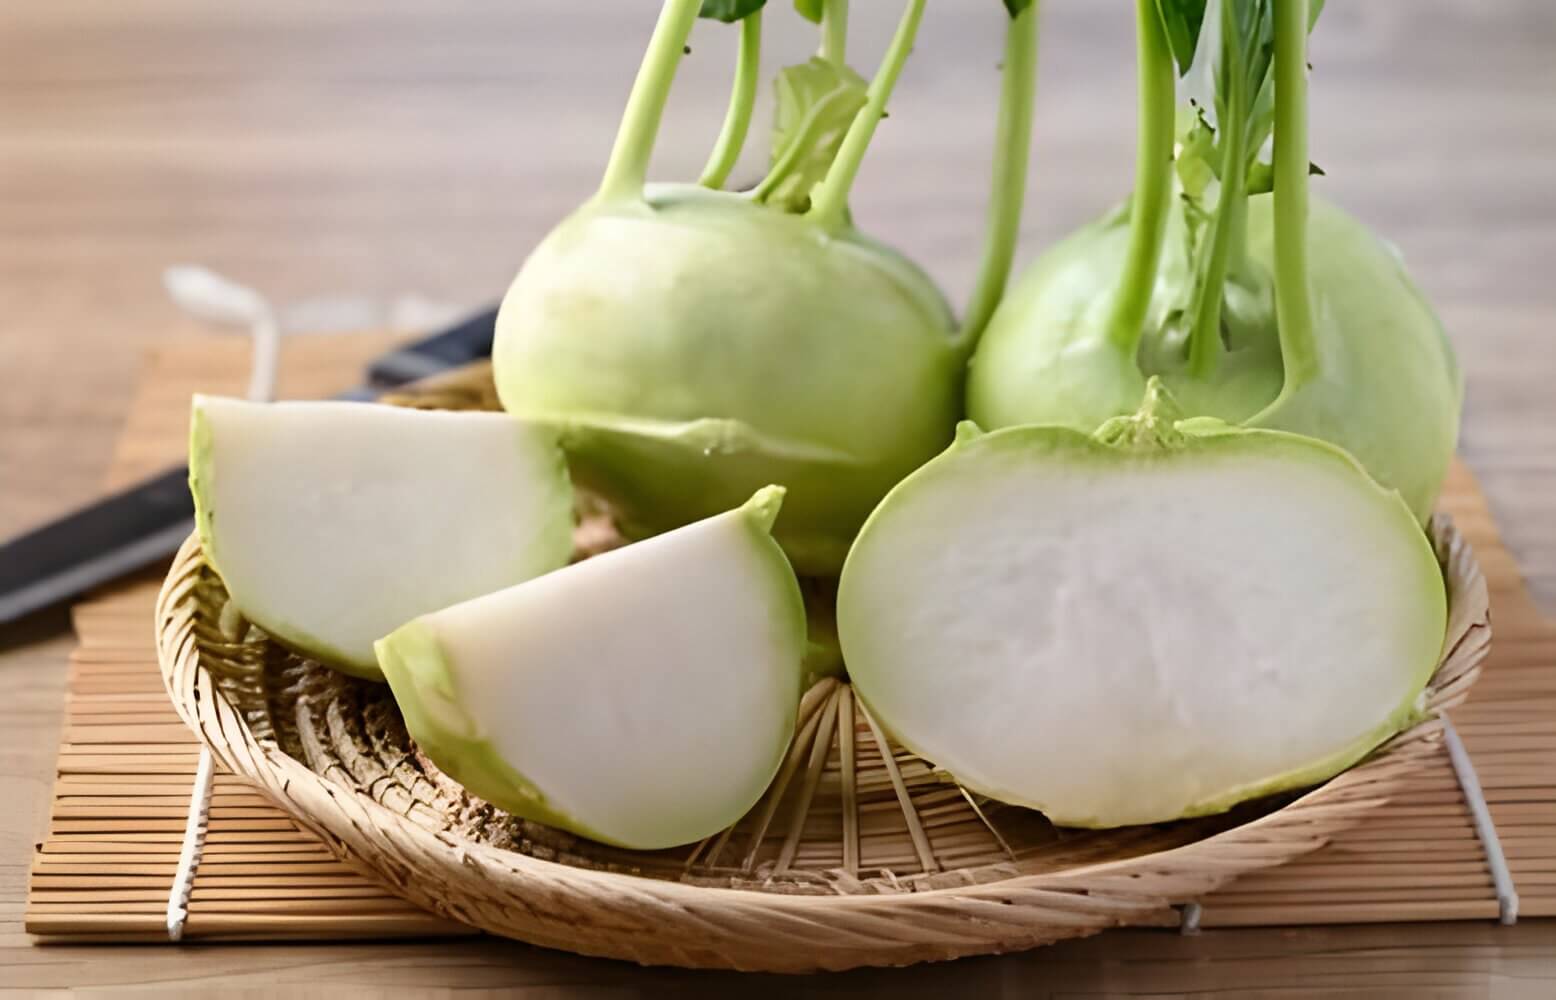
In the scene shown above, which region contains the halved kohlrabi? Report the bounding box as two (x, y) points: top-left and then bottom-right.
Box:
(374, 486), (807, 850)
(189, 396), (574, 680)
(837, 380), (1448, 829)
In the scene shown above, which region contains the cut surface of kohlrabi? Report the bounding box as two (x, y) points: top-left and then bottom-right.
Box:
(189, 396), (574, 680)
(837, 381), (1447, 829)
(374, 486), (807, 850)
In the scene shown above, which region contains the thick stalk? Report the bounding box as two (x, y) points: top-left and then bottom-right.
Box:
(1272, 0), (1319, 389)
(595, 0), (703, 205)
(821, 0), (849, 66)
(960, 3), (1040, 348)
(805, 0), (926, 232)
(1186, 90), (1248, 376)
(698, 11), (763, 189)
(1105, 0), (1178, 354)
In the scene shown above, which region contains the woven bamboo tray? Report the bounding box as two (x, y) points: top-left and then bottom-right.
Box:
(145, 362), (1491, 972)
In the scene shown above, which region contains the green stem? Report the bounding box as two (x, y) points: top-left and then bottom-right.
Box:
(960, 3), (1040, 349)
(1186, 89), (1249, 377)
(1272, 0), (1319, 390)
(698, 11), (763, 189)
(805, 0), (926, 232)
(1226, 181), (1249, 274)
(748, 86), (857, 203)
(1105, 0), (1177, 355)
(821, 0), (849, 66)
(595, 0), (703, 205)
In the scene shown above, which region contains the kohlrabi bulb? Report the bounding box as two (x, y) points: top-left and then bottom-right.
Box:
(492, 0), (1039, 575)
(969, 0), (1461, 521)
(496, 185), (959, 576)
(968, 195), (1461, 520)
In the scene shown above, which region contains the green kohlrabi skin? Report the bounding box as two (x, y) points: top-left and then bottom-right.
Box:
(491, 0), (1039, 576)
(494, 185), (959, 576)
(968, 195), (1462, 523)
(968, 0), (1460, 522)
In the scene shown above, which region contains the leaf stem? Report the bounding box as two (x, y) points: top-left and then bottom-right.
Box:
(960, 2), (1040, 348)
(1187, 83), (1249, 377)
(595, 0), (703, 205)
(1272, 0), (1319, 390)
(821, 0), (849, 66)
(698, 10), (763, 189)
(805, 0), (926, 232)
(748, 86), (858, 203)
(1105, 0), (1178, 355)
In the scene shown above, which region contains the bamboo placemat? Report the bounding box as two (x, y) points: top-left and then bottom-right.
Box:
(25, 335), (1556, 941)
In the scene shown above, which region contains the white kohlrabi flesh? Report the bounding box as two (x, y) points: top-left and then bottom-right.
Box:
(837, 382), (1447, 829)
(374, 487), (807, 850)
(189, 397), (573, 680)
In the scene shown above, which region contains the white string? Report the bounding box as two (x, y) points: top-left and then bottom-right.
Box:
(1442, 713), (1520, 925)
(161, 266), (283, 942)
(165, 745), (215, 942)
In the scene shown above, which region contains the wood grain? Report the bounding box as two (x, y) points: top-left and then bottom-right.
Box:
(2, 0), (1553, 992)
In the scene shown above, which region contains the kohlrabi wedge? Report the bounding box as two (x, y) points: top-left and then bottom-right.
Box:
(966, 0), (1461, 521)
(837, 380), (1447, 829)
(375, 486), (806, 850)
(494, 0), (1039, 574)
(189, 396), (573, 680)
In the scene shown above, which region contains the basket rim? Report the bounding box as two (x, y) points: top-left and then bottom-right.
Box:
(152, 514), (1491, 961)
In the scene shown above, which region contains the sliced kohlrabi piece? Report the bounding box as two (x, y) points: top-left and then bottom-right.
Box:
(374, 486), (807, 850)
(838, 380), (1447, 829)
(189, 396), (574, 680)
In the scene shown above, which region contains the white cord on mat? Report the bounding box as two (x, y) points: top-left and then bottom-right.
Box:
(1442, 713), (1520, 925)
(1175, 711), (1520, 936)
(164, 267), (282, 405)
(165, 744), (215, 942)
(161, 266), (285, 942)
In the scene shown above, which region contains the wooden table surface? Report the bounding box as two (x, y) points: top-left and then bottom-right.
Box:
(2, 1), (1552, 995)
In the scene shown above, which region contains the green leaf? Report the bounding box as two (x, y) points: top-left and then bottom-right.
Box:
(1175, 104), (1217, 201)
(1155, 0), (1208, 76)
(794, 0), (823, 23)
(1309, 0), (1326, 30)
(700, 0), (767, 22)
(1245, 160), (1272, 195)
(1244, 159), (1324, 196)
(1003, 0), (1034, 16)
(761, 57), (868, 212)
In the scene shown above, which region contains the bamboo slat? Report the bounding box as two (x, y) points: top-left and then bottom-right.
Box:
(24, 334), (1556, 943)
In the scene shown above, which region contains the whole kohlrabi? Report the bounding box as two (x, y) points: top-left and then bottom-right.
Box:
(967, 0), (1460, 520)
(495, 0), (1040, 574)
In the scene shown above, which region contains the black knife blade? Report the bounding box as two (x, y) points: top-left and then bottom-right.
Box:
(0, 304), (499, 626)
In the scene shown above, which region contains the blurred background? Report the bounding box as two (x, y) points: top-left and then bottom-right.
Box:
(1, 0), (1552, 602)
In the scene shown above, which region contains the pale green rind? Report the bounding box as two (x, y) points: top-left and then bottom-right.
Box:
(738, 489), (810, 668)
(494, 184), (960, 575)
(373, 622), (606, 840)
(188, 396), (576, 682)
(378, 487), (808, 850)
(967, 195), (1462, 520)
(839, 417), (1448, 829)
(740, 483), (787, 534)
(189, 399), (395, 680)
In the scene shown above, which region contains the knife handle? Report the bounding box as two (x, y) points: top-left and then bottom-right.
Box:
(366, 305), (498, 387)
